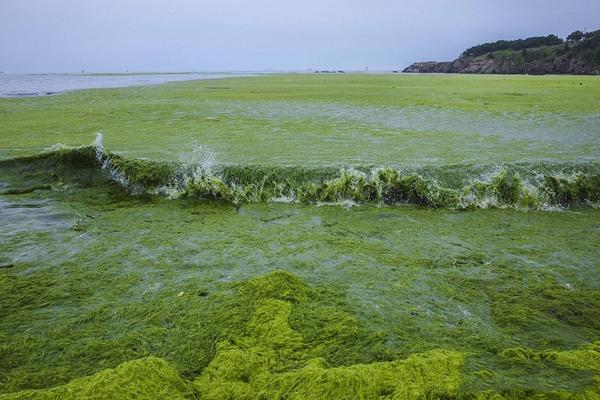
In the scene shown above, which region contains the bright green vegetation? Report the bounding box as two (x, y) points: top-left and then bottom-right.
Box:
(1, 358), (196, 400)
(1, 75), (600, 398)
(1, 74), (599, 165)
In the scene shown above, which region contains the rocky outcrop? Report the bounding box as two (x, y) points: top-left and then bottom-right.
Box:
(402, 61), (454, 73)
(404, 54), (600, 75)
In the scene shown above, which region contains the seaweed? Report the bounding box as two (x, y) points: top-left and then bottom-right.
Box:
(194, 292), (465, 399)
(1, 267), (600, 399)
(0, 357), (197, 400)
(2, 146), (600, 209)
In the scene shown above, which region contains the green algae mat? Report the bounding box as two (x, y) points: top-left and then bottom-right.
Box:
(1, 74), (600, 399)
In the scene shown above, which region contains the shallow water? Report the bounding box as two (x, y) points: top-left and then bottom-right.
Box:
(0, 72), (251, 98)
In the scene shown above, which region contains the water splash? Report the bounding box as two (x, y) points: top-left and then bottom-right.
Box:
(43, 143), (67, 153)
(93, 132), (132, 189)
(155, 142), (220, 199)
(458, 166), (540, 210)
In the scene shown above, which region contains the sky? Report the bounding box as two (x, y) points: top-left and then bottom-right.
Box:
(1, 0), (599, 73)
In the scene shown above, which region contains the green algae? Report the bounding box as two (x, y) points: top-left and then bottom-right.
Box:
(194, 274), (466, 399)
(2, 269), (600, 399)
(2, 269), (458, 399)
(489, 283), (600, 333)
(1, 71), (599, 398)
(2, 145), (600, 209)
(0, 357), (197, 400)
(501, 342), (600, 373)
(1, 74), (599, 165)
(1, 185), (600, 396)
(263, 350), (463, 400)
(2, 186), (600, 387)
(495, 343), (600, 399)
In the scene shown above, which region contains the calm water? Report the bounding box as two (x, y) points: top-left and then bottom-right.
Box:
(0, 72), (253, 97)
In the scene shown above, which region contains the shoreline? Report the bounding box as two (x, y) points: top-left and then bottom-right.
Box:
(0, 72), (258, 98)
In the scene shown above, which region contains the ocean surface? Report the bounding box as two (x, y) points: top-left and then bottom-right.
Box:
(0, 72), (253, 97)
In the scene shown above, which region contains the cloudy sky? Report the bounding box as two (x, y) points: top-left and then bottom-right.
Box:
(1, 0), (599, 73)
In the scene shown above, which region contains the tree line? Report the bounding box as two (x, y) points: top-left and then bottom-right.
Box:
(461, 30), (600, 58)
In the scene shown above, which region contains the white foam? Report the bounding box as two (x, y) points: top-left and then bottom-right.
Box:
(155, 142), (220, 199)
(93, 132), (131, 188)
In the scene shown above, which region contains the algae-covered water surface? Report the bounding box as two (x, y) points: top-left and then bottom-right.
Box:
(1, 74), (600, 399)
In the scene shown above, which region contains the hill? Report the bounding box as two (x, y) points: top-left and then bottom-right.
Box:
(404, 30), (600, 75)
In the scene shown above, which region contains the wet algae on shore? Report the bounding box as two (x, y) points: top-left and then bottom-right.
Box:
(1, 74), (600, 399)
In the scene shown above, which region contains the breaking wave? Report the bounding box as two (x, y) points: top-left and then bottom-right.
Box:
(2, 137), (599, 210)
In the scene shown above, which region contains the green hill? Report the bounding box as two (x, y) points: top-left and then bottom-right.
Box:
(404, 29), (600, 75)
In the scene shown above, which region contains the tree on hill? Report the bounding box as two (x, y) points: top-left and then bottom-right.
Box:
(567, 31), (584, 42)
(461, 35), (563, 57)
(583, 30), (600, 40)
(570, 30), (600, 64)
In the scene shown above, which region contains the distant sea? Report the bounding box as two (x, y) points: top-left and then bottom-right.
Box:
(0, 72), (254, 97)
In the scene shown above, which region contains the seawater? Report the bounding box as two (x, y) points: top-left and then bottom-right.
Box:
(0, 72), (254, 97)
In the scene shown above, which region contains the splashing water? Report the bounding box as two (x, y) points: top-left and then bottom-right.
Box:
(155, 142), (220, 199)
(180, 142), (217, 178)
(43, 143), (67, 153)
(93, 132), (132, 189)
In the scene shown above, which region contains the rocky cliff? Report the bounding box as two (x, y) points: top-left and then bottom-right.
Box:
(403, 54), (600, 75)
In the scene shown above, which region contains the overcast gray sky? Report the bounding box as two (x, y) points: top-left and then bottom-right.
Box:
(1, 0), (599, 73)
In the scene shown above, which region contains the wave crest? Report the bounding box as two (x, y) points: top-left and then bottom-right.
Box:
(2, 142), (599, 210)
